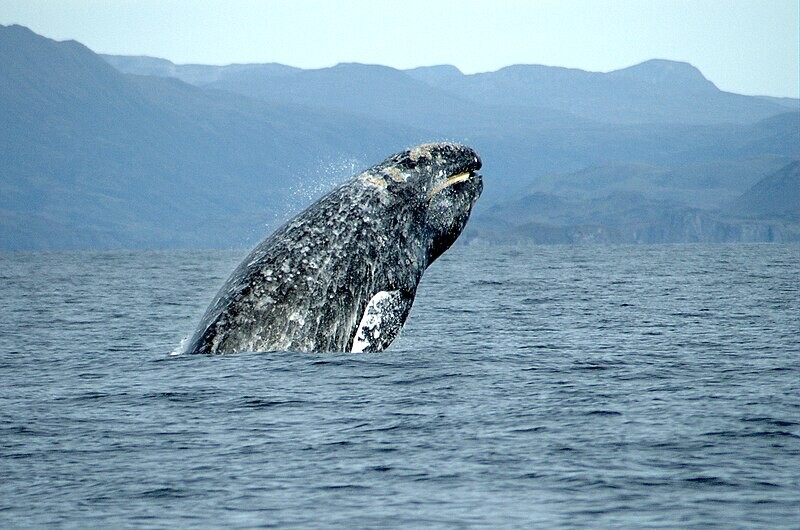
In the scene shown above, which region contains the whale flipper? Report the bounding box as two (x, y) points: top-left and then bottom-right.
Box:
(351, 290), (414, 353)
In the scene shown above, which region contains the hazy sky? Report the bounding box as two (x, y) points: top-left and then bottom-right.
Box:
(2, 0), (798, 97)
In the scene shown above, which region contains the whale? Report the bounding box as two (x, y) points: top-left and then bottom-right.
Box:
(184, 143), (483, 353)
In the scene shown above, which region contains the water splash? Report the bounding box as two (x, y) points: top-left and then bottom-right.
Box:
(170, 336), (189, 356)
(288, 156), (366, 208)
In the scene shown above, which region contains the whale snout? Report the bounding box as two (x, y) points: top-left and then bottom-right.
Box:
(465, 148), (482, 173)
(418, 143), (483, 201)
(471, 170), (484, 199)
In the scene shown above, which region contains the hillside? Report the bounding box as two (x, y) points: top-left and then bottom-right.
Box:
(527, 156), (796, 208)
(470, 159), (800, 244)
(2, 24), (799, 249)
(470, 190), (800, 245)
(727, 161), (800, 220)
(0, 24), (424, 249)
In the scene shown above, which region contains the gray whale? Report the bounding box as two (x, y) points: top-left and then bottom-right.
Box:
(185, 143), (483, 353)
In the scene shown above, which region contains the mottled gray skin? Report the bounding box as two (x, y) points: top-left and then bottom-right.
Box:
(185, 143), (483, 353)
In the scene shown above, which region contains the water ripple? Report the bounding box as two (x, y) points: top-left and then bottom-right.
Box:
(1, 244), (798, 528)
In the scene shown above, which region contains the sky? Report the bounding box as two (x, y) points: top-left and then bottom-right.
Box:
(1, 0), (798, 98)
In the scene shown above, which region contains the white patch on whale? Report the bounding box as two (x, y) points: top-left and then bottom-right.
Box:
(351, 290), (406, 353)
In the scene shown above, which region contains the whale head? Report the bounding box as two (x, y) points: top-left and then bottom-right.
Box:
(358, 142), (483, 264)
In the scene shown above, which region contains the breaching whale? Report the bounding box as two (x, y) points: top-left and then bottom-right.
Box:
(185, 143), (483, 353)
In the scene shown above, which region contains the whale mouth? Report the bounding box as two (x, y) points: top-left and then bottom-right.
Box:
(429, 171), (479, 198)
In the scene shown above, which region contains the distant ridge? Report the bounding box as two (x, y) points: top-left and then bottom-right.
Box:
(101, 54), (300, 86)
(607, 59), (717, 90)
(103, 53), (798, 125)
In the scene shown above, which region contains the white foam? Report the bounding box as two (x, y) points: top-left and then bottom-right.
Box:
(170, 336), (189, 355)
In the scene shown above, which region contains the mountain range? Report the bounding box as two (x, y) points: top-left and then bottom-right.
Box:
(1, 23), (798, 249)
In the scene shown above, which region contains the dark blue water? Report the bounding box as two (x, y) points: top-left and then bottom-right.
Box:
(1, 244), (799, 527)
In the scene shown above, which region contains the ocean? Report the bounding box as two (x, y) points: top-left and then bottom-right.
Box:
(1, 243), (798, 527)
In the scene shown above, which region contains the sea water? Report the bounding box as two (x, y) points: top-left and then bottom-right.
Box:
(1, 244), (798, 527)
